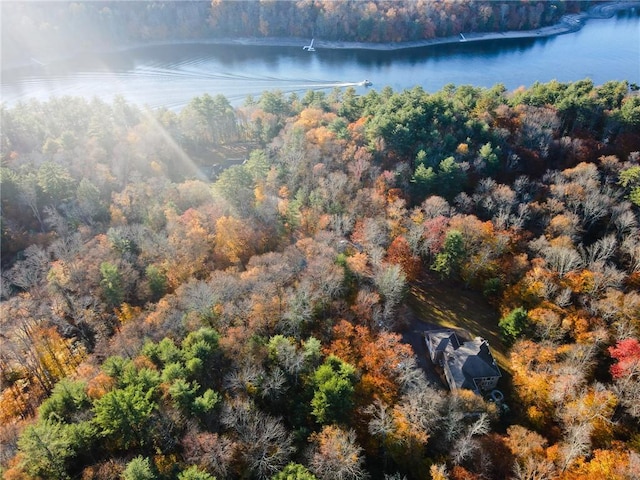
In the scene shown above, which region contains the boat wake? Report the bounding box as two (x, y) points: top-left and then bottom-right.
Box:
(2, 56), (371, 110)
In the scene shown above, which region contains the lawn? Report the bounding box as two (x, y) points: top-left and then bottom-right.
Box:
(407, 273), (511, 373)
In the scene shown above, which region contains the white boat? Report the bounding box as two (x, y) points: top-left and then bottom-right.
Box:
(361, 79), (372, 87)
(303, 38), (315, 51)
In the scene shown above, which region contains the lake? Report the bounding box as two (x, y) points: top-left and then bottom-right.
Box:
(2, 9), (639, 110)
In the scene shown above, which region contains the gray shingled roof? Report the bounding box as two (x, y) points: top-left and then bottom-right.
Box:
(426, 330), (501, 392)
(428, 330), (460, 356)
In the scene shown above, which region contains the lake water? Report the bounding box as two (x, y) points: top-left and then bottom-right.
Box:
(2, 10), (639, 110)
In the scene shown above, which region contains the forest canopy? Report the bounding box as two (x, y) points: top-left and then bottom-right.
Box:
(1, 77), (640, 479)
(1, 0), (586, 65)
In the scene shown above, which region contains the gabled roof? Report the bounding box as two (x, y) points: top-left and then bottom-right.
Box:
(426, 329), (501, 392)
(427, 330), (460, 354)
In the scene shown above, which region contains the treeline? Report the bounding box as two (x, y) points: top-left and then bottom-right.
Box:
(208, 0), (577, 41)
(2, 0), (584, 65)
(1, 78), (640, 479)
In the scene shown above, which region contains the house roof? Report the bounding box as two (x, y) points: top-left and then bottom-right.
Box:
(427, 330), (460, 354)
(426, 330), (501, 392)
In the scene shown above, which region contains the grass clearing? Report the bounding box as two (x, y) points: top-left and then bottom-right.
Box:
(407, 274), (511, 372)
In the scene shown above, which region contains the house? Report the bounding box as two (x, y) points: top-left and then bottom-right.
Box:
(425, 329), (501, 394)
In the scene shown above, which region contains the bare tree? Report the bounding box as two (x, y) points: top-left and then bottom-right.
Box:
(559, 422), (592, 471)
(395, 356), (429, 393)
(224, 364), (262, 396)
(395, 382), (444, 445)
(439, 404), (468, 449)
(542, 245), (584, 277)
(304, 255), (345, 302)
(532, 308), (565, 343)
(373, 264), (407, 329)
(331, 213), (355, 237)
(0, 275), (13, 300)
(363, 217), (389, 250)
(451, 413), (490, 465)
(182, 425), (235, 479)
(368, 246), (386, 269)
(180, 279), (219, 323)
(366, 399), (394, 470)
(268, 336), (305, 378)
(5, 245), (49, 293)
(519, 105), (559, 157)
(280, 287), (313, 338)
(621, 234), (640, 274)
(596, 289), (640, 338)
(366, 398), (394, 445)
(43, 205), (72, 237)
(554, 288), (573, 308)
(513, 457), (556, 480)
(473, 179), (518, 228)
(584, 235), (617, 266)
(587, 262), (625, 300)
(550, 364), (587, 406)
(513, 175), (539, 204)
(48, 232), (83, 262)
(405, 220), (425, 256)
(0, 421), (21, 466)
(453, 192), (474, 213)
(582, 186), (616, 230)
(420, 196), (451, 219)
(611, 203), (637, 237)
(259, 367), (287, 401)
(613, 375), (640, 419)
(221, 398), (294, 479)
(308, 425), (368, 480)
(384, 474), (409, 480)
(347, 148), (372, 184)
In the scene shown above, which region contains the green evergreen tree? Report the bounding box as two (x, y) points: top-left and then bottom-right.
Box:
(100, 262), (124, 308)
(498, 307), (531, 344)
(92, 384), (156, 449)
(39, 378), (90, 422)
(145, 264), (167, 301)
(122, 456), (156, 480)
(478, 142), (499, 174)
(178, 465), (216, 480)
(436, 156), (465, 199)
(431, 229), (465, 278)
(272, 462), (318, 480)
(411, 163), (436, 198)
(18, 418), (94, 480)
(619, 166), (640, 207)
(37, 161), (75, 204)
(311, 355), (356, 425)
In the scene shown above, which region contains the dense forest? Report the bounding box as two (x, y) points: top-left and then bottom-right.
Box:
(2, 0), (588, 65)
(1, 76), (640, 479)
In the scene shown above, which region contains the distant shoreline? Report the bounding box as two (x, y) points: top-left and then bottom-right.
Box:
(103, 1), (640, 53)
(197, 1), (640, 52)
(4, 1), (639, 70)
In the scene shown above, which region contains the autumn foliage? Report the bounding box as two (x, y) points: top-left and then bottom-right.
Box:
(2, 75), (640, 479)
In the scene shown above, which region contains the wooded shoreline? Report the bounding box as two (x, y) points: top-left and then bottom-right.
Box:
(182, 1), (640, 52)
(4, 1), (638, 71)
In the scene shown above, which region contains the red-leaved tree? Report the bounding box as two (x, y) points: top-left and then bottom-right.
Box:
(609, 338), (640, 379)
